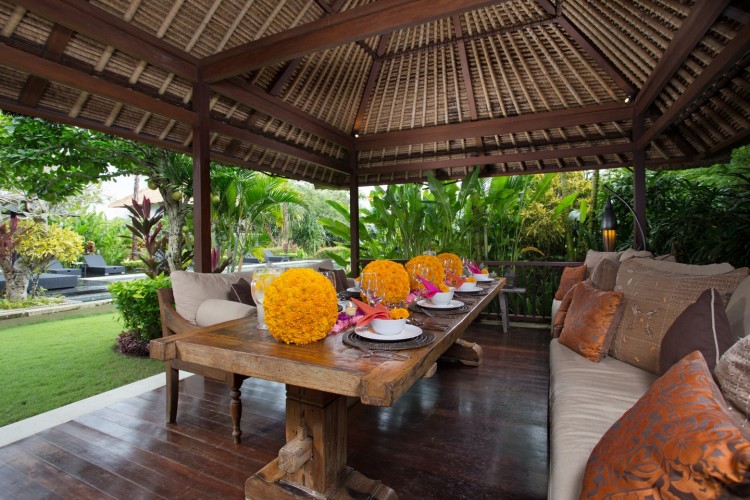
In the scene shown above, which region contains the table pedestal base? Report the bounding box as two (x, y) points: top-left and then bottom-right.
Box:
(441, 338), (483, 366)
(245, 461), (396, 499)
(245, 385), (397, 500)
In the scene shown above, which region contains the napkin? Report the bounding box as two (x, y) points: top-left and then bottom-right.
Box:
(466, 261), (481, 274)
(351, 298), (390, 327)
(446, 270), (465, 287)
(417, 275), (442, 299)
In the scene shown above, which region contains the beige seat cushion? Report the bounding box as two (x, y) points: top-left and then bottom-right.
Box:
(609, 259), (748, 373)
(548, 339), (656, 500)
(171, 270), (254, 324)
(195, 299), (256, 327)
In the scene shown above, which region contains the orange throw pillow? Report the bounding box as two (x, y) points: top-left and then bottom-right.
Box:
(582, 351), (750, 497)
(554, 265), (586, 300)
(558, 280), (623, 362)
(552, 283), (578, 338)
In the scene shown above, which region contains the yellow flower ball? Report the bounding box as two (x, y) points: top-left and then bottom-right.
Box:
(438, 283), (450, 292)
(405, 255), (444, 290)
(437, 252), (462, 276)
(264, 268), (338, 345)
(389, 308), (409, 320)
(466, 276), (477, 283)
(360, 260), (410, 304)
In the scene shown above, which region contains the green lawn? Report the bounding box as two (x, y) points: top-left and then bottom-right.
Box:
(0, 311), (164, 427)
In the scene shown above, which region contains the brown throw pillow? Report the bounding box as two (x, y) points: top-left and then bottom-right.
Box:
(230, 277), (255, 306)
(552, 283), (578, 338)
(590, 257), (620, 291)
(554, 265), (586, 300)
(715, 335), (750, 420)
(558, 280), (623, 362)
(581, 351), (750, 497)
(658, 288), (734, 375)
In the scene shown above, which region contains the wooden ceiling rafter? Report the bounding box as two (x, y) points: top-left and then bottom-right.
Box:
(638, 20), (750, 148)
(18, 23), (72, 107)
(201, 0), (504, 82)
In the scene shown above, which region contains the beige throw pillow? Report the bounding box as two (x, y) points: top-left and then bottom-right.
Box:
(195, 299), (256, 327)
(726, 275), (750, 341)
(609, 259), (748, 374)
(715, 336), (750, 424)
(171, 270), (254, 324)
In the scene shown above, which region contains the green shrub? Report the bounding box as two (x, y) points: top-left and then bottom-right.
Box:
(121, 259), (146, 272)
(109, 274), (171, 342)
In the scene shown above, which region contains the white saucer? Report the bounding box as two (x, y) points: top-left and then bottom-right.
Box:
(346, 287), (362, 293)
(474, 275), (493, 282)
(454, 287), (484, 294)
(354, 324), (423, 341)
(417, 299), (465, 310)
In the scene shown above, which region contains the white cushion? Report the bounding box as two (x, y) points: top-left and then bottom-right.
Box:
(548, 339), (657, 500)
(195, 299), (255, 327)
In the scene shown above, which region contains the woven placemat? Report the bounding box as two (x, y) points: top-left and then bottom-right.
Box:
(344, 331), (435, 351)
(409, 303), (471, 316)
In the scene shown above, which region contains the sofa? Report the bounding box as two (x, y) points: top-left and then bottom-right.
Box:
(156, 259), (347, 443)
(548, 250), (750, 498)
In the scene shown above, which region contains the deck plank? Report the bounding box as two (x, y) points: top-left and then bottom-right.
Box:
(0, 322), (549, 499)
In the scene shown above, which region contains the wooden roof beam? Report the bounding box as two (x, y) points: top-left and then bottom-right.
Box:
(638, 20), (750, 148)
(634, 0), (731, 117)
(210, 120), (349, 174)
(15, 0), (198, 80)
(352, 34), (391, 135)
(0, 41), (195, 124)
(201, 0), (503, 82)
(357, 102), (631, 149)
(18, 24), (73, 107)
(212, 79), (354, 149)
(360, 142), (632, 175)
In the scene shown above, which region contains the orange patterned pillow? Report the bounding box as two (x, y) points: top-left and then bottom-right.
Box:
(554, 265), (586, 300)
(558, 280), (623, 362)
(552, 283), (578, 338)
(582, 351), (750, 497)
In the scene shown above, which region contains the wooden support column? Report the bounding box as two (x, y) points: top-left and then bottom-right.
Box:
(192, 73), (211, 272)
(349, 150), (360, 275)
(632, 114), (648, 251)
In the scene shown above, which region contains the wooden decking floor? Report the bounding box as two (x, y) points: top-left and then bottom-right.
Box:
(0, 322), (549, 499)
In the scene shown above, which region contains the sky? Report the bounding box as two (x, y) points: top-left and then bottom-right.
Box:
(97, 175), (139, 219)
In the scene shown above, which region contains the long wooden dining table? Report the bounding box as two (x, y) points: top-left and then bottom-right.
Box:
(150, 278), (504, 499)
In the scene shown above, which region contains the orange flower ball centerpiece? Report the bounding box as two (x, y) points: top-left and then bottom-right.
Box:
(405, 255), (444, 291)
(263, 268), (339, 345)
(359, 260), (410, 306)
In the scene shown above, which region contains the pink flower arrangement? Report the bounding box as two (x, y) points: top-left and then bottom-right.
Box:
(330, 311), (364, 334)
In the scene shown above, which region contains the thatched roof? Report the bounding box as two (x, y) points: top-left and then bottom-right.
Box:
(1, 0), (748, 188)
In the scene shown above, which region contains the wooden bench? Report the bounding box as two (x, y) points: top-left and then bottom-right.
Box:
(157, 287), (247, 443)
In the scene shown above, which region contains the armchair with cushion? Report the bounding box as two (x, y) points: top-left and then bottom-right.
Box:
(262, 249), (289, 262)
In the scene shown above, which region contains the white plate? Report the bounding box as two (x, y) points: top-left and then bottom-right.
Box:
(474, 275), (494, 282)
(454, 288), (484, 294)
(354, 324), (423, 341)
(346, 287), (362, 293)
(417, 299), (465, 310)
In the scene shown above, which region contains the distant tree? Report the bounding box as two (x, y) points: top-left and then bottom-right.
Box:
(15, 221), (84, 296)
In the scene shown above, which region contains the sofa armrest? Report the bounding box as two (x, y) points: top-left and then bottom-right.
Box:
(157, 287), (201, 337)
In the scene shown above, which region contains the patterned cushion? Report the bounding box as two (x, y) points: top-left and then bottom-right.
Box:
(583, 250), (621, 279)
(582, 351), (750, 497)
(558, 280), (623, 362)
(658, 288), (734, 375)
(609, 259), (748, 374)
(555, 265), (586, 300)
(716, 335), (750, 422)
(552, 283), (577, 338)
(590, 257), (620, 291)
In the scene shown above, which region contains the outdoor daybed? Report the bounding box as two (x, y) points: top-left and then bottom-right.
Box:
(0, 272), (78, 291)
(156, 259), (349, 443)
(548, 251), (750, 498)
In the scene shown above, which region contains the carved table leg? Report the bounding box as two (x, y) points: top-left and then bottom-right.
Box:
(441, 338), (483, 366)
(230, 373), (243, 444)
(245, 385), (397, 499)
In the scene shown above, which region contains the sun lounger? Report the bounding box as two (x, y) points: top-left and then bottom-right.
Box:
(47, 258), (82, 276)
(82, 254), (126, 276)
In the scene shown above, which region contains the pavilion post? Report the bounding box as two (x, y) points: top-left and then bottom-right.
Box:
(192, 74), (212, 272)
(632, 114), (648, 251)
(349, 150), (360, 276)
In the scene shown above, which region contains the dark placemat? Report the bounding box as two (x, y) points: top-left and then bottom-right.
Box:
(454, 288), (489, 296)
(343, 331), (435, 351)
(409, 303), (471, 316)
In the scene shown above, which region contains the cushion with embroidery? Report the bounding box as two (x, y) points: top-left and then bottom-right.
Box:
(582, 351), (750, 498)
